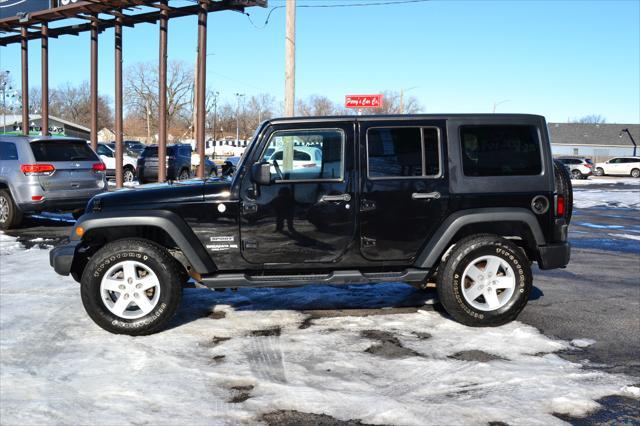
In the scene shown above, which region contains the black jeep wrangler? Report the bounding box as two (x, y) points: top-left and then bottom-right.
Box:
(50, 114), (572, 335)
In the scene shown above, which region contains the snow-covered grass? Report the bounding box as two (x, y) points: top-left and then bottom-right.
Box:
(1, 235), (637, 425)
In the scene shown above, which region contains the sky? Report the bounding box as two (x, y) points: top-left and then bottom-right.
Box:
(0, 0), (639, 123)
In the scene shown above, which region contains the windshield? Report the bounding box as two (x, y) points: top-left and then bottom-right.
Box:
(230, 123), (265, 186)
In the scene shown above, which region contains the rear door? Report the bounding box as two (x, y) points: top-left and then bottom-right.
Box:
(29, 140), (103, 192)
(359, 120), (449, 261)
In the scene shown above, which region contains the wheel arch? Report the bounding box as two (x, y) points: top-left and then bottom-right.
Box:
(71, 210), (216, 277)
(414, 208), (545, 269)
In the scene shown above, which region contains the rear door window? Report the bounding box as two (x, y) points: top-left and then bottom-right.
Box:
(0, 142), (18, 160)
(460, 125), (541, 176)
(30, 140), (98, 162)
(366, 127), (440, 179)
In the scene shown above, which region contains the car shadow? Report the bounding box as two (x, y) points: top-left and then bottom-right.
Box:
(167, 283), (443, 331)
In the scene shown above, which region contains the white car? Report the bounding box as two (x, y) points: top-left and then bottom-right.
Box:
(594, 157), (640, 178)
(267, 146), (323, 178)
(557, 157), (593, 179)
(96, 142), (138, 182)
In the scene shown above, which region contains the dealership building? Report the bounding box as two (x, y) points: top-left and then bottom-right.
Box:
(0, 114), (91, 140)
(548, 123), (639, 161)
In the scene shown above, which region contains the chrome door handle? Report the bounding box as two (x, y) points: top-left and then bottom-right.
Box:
(320, 193), (352, 202)
(412, 191), (441, 200)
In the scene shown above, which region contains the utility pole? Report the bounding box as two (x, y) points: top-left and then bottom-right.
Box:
(284, 0), (296, 117)
(235, 93), (244, 143)
(400, 86), (418, 114)
(212, 90), (219, 140)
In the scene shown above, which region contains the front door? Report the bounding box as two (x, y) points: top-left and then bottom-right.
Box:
(239, 122), (356, 265)
(359, 120), (449, 261)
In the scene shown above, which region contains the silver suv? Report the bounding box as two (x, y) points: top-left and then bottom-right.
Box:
(0, 136), (107, 229)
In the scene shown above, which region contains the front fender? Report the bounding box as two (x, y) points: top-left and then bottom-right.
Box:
(414, 208), (546, 269)
(72, 210), (216, 274)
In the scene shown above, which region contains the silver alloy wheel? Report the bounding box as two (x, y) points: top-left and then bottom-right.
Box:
(632, 169), (640, 178)
(123, 168), (135, 182)
(179, 170), (189, 180)
(461, 255), (516, 312)
(100, 260), (161, 319)
(571, 170), (582, 179)
(0, 195), (8, 223)
(595, 167), (604, 176)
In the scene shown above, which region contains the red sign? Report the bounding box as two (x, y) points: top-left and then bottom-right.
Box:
(345, 94), (383, 109)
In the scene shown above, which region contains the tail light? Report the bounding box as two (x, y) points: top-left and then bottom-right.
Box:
(584, 163), (593, 168)
(21, 164), (55, 176)
(556, 195), (566, 216)
(92, 162), (106, 172)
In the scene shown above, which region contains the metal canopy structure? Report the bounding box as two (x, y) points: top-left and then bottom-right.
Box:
(0, 0), (267, 187)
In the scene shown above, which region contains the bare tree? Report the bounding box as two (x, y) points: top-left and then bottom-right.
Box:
(49, 82), (112, 130)
(361, 90), (421, 115)
(297, 95), (337, 116)
(570, 114), (607, 124)
(125, 60), (194, 137)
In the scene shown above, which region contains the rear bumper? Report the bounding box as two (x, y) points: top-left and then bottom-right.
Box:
(49, 241), (80, 276)
(537, 242), (571, 270)
(18, 194), (100, 213)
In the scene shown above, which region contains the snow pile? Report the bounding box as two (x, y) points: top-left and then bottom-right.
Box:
(1, 236), (637, 425)
(0, 233), (22, 256)
(572, 179), (640, 210)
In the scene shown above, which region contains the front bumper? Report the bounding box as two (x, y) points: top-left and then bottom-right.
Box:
(49, 241), (80, 276)
(537, 242), (571, 270)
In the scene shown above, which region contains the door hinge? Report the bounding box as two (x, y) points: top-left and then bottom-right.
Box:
(360, 199), (377, 212)
(361, 236), (376, 247)
(242, 202), (258, 215)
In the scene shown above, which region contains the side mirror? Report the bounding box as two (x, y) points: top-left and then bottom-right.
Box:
(250, 161), (271, 186)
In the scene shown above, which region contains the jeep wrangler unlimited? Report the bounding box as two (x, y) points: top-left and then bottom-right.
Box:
(50, 114), (572, 335)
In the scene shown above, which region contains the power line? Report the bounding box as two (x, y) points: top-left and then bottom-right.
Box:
(245, 0), (431, 29)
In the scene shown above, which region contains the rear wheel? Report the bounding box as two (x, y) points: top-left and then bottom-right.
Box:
(80, 239), (182, 335)
(0, 190), (23, 230)
(631, 168), (640, 178)
(437, 234), (532, 327)
(570, 169), (582, 179)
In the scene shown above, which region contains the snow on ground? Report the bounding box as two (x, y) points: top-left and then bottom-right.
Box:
(1, 236), (637, 426)
(572, 178), (639, 210)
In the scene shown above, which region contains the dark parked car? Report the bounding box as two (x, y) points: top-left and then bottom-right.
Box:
(0, 136), (107, 228)
(136, 144), (192, 183)
(51, 114), (572, 335)
(124, 140), (146, 158)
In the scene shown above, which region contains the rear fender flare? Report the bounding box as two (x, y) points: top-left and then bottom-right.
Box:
(415, 208), (546, 269)
(72, 210), (216, 274)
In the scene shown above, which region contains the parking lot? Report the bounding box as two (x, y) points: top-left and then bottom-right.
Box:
(1, 176), (639, 425)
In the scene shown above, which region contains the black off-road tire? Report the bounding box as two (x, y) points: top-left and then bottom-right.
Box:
(553, 159), (573, 224)
(80, 239), (182, 335)
(437, 234), (532, 327)
(0, 189), (24, 230)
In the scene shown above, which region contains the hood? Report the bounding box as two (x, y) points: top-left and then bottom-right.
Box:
(88, 178), (231, 212)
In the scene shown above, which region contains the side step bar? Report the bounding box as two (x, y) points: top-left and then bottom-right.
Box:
(200, 268), (430, 289)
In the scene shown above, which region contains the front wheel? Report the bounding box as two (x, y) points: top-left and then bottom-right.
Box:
(178, 169), (190, 180)
(631, 168), (640, 178)
(80, 239), (183, 335)
(123, 167), (136, 183)
(437, 234), (532, 327)
(595, 167), (605, 176)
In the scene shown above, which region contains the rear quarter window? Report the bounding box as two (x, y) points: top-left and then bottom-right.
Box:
(460, 125), (541, 176)
(30, 140), (98, 162)
(0, 142), (19, 160)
